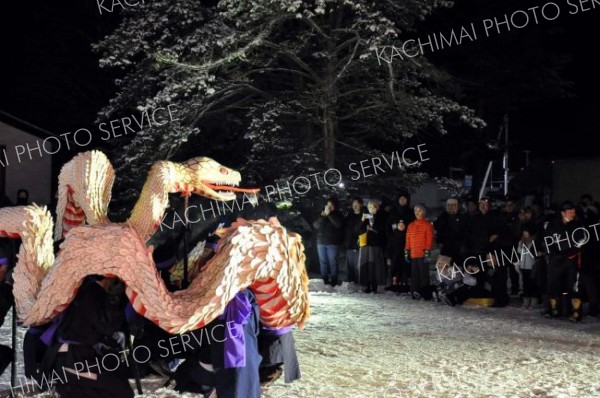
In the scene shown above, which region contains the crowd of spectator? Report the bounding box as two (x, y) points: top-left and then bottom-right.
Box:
(313, 190), (600, 322)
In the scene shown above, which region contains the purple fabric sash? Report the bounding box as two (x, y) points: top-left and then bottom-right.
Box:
(0, 257), (8, 266)
(40, 313), (66, 346)
(219, 291), (252, 368)
(40, 313), (80, 346)
(261, 326), (292, 336)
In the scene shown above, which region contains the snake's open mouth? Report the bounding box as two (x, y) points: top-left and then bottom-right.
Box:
(199, 181), (260, 201)
(202, 181), (260, 194)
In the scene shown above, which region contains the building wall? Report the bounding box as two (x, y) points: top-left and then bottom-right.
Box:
(0, 121), (53, 205)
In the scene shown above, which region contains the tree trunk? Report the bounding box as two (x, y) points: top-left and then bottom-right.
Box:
(323, 107), (337, 168)
(323, 11), (339, 170)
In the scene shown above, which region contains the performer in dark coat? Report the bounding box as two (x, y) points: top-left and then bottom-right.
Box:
(173, 289), (263, 398)
(210, 289), (262, 398)
(258, 326), (301, 385)
(41, 276), (133, 398)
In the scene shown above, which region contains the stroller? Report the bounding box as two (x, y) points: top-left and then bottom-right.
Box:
(434, 255), (477, 306)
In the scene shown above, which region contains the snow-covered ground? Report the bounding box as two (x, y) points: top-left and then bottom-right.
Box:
(2, 281), (600, 397)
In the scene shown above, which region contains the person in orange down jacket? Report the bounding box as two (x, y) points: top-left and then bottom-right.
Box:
(405, 204), (434, 300)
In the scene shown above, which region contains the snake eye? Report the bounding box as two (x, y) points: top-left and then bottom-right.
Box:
(219, 167), (229, 175)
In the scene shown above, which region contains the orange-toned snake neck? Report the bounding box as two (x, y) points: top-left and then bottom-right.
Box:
(55, 152), (259, 243)
(126, 157), (259, 242)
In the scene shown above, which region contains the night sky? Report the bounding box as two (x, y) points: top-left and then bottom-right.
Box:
(1, 0), (598, 177)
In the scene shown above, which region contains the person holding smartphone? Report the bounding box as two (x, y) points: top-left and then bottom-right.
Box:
(358, 199), (387, 293)
(312, 197), (344, 289)
(343, 197), (365, 286)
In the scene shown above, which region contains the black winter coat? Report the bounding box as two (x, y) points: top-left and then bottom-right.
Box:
(543, 217), (585, 257)
(359, 212), (387, 248)
(385, 228), (407, 260)
(57, 279), (125, 347)
(434, 212), (466, 258)
(343, 212), (363, 250)
(313, 210), (344, 245)
(465, 212), (500, 255)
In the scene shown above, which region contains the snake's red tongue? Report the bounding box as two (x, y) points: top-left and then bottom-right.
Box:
(221, 186), (260, 194)
(203, 182), (260, 194)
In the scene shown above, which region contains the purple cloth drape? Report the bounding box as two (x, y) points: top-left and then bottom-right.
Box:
(219, 291), (252, 368)
(40, 312), (66, 346)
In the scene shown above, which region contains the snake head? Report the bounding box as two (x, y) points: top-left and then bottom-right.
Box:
(178, 157), (259, 202)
